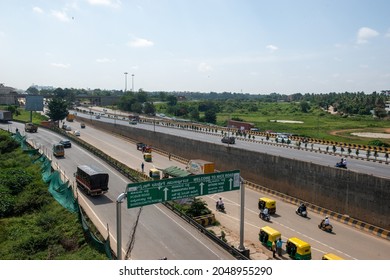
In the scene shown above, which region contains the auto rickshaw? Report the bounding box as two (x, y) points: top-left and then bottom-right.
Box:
(322, 253), (344, 260)
(149, 168), (161, 180)
(286, 237), (311, 260)
(52, 143), (65, 157)
(259, 226), (281, 250)
(143, 153), (152, 162)
(258, 197), (276, 214)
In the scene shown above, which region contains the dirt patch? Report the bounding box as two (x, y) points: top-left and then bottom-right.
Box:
(351, 132), (390, 139)
(330, 128), (390, 139)
(208, 225), (270, 260)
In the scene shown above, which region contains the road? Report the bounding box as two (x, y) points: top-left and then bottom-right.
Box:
(75, 109), (390, 179)
(0, 122), (235, 260)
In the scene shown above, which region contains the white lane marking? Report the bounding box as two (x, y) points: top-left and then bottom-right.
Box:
(208, 194), (357, 260)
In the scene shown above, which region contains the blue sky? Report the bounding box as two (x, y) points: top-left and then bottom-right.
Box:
(1, 0), (389, 94)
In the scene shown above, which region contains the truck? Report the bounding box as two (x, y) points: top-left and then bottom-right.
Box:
(66, 113), (75, 122)
(75, 165), (109, 196)
(0, 110), (12, 122)
(186, 159), (215, 175)
(25, 122), (38, 133)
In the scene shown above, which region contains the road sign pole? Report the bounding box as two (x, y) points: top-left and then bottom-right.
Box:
(238, 177), (245, 251)
(116, 192), (127, 260)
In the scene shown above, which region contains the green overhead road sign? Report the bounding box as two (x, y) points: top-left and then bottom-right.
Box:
(126, 170), (240, 209)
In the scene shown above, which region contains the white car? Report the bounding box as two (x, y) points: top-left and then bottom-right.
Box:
(73, 130), (80, 136)
(65, 126), (72, 131)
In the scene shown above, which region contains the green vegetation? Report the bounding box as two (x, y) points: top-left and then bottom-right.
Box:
(0, 131), (106, 259)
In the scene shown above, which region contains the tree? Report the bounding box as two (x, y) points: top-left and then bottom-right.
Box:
(204, 109), (217, 124)
(300, 101), (311, 113)
(26, 86), (39, 95)
(46, 98), (68, 126)
(143, 102), (155, 115)
(166, 95), (178, 106)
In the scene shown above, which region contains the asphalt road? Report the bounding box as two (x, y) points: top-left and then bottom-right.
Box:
(0, 122), (235, 260)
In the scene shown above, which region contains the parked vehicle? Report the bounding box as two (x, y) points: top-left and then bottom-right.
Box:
(73, 130), (80, 136)
(258, 197), (276, 215)
(129, 119), (137, 125)
(25, 122), (38, 133)
(221, 136), (235, 144)
(75, 165), (109, 196)
(186, 159), (215, 175)
(80, 123), (86, 128)
(259, 226), (281, 250)
(52, 143), (64, 157)
(0, 110), (12, 122)
(286, 237), (312, 260)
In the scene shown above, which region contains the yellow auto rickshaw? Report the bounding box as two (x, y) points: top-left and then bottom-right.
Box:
(258, 197), (276, 214)
(322, 253), (344, 260)
(286, 237), (311, 260)
(259, 226), (281, 250)
(52, 143), (65, 157)
(149, 168), (161, 180)
(143, 153), (152, 162)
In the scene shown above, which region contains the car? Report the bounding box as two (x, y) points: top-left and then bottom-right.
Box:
(221, 136), (235, 144)
(73, 130), (80, 136)
(60, 139), (72, 148)
(65, 126), (72, 131)
(129, 119), (137, 125)
(96, 115), (100, 119)
(80, 123), (86, 128)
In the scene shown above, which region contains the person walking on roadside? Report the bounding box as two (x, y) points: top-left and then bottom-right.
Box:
(276, 238), (285, 257)
(141, 162), (144, 173)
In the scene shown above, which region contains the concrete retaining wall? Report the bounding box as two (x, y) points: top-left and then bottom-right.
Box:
(79, 117), (390, 230)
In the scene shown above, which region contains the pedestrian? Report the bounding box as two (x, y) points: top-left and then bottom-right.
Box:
(141, 162), (144, 173)
(168, 153), (171, 161)
(276, 238), (284, 257)
(272, 240), (276, 258)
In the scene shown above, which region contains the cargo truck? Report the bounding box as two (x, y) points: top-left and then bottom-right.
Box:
(186, 159), (215, 175)
(0, 110), (12, 122)
(66, 113), (75, 122)
(75, 165), (109, 196)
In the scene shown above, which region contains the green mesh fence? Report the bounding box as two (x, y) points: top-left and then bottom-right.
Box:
(48, 171), (78, 213)
(10, 130), (113, 259)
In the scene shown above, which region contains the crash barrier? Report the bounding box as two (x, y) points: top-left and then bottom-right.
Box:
(245, 180), (390, 241)
(10, 130), (113, 259)
(193, 214), (216, 227)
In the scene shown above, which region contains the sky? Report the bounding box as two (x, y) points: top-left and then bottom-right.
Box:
(1, 0), (390, 95)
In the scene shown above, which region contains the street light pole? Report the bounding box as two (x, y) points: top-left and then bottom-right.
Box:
(124, 72), (128, 92)
(131, 74), (134, 92)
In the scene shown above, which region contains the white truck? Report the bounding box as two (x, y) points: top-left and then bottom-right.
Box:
(0, 110), (12, 122)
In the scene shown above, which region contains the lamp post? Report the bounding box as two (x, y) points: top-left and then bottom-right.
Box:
(131, 74), (134, 92)
(124, 72), (128, 93)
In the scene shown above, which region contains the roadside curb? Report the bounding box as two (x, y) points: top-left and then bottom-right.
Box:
(244, 180), (390, 241)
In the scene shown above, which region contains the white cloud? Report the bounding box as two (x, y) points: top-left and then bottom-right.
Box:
(385, 28), (390, 38)
(96, 58), (116, 63)
(266, 44), (279, 52)
(87, 0), (121, 8)
(33, 7), (44, 14)
(357, 27), (379, 44)
(51, 63), (70, 68)
(198, 62), (213, 72)
(127, 38), (154, 48)
(51, 10), (71, 22)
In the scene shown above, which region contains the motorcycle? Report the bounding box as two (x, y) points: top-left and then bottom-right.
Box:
(296, 207), (307, 218)
(335, 162), (347, 169)
(318, 221), (333, 233)
(216, 202), (225, 213)
(259, 211), (271, 222)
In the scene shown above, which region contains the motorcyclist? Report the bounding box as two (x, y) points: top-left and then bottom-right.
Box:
(324, 216), (330, 226)
(216, 198), (224, 211)
(298, 203), (306, 214)
(261, 207), (269, 219)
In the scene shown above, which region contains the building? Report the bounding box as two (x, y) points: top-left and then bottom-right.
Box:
(0, 84), (18, 105)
